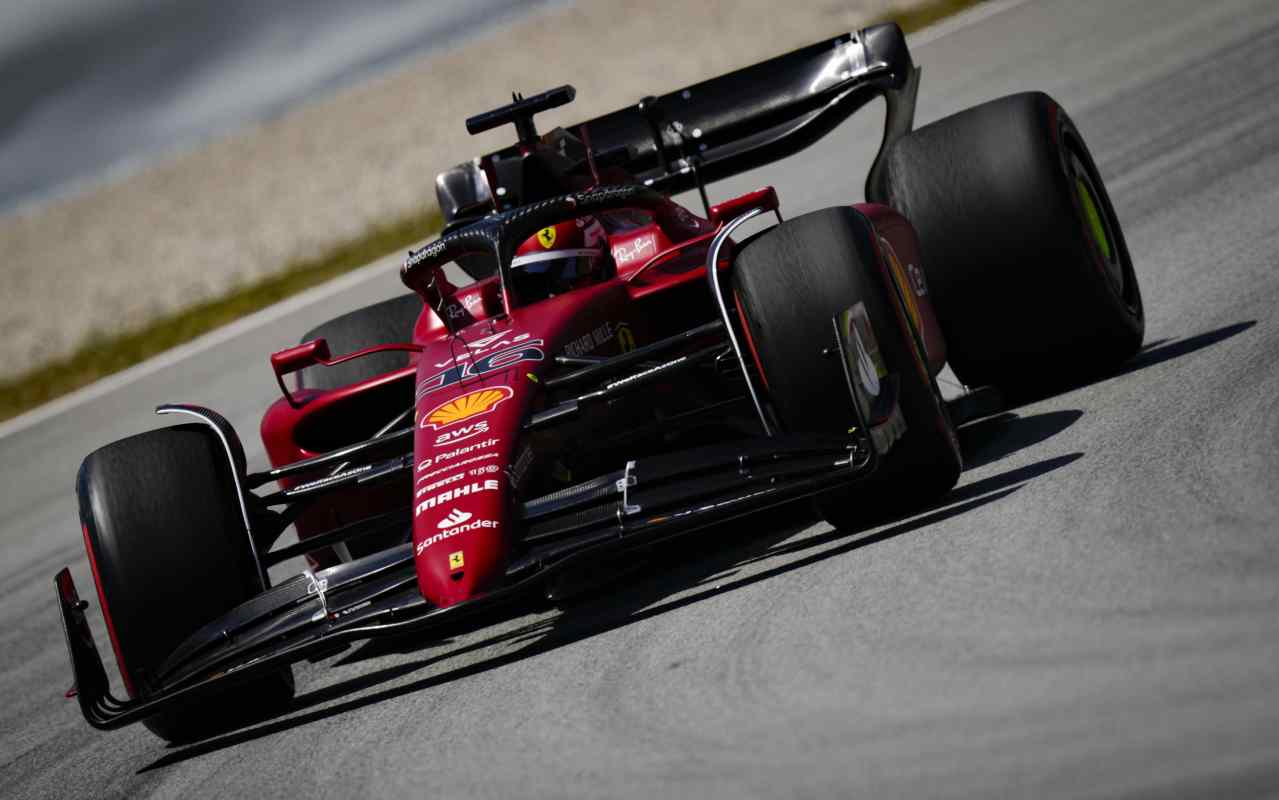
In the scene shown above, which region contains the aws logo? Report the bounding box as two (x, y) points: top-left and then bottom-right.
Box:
(433, 421), (490, 446)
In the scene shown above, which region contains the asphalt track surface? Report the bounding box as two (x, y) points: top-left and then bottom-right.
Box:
(3, 1), (1279, 796)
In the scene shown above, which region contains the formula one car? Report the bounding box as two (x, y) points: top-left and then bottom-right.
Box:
(57, 22), (1143, 741)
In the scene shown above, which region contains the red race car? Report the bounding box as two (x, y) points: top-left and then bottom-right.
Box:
(58, 22), (1143, 741)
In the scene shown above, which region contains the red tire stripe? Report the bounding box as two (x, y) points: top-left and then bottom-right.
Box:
(81, 524), (137, 698)
(733, 290), (770, 391)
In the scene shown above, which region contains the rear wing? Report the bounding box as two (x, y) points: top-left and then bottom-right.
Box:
(435, 22), (919, 220)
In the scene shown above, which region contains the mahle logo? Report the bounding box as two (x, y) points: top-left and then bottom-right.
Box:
(414, 478), (501, 517)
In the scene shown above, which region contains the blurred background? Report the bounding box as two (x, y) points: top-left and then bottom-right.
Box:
(0, 0), (554, 213)
(0, 0), (938, 407)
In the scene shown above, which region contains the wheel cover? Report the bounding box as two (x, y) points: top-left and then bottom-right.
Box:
(1076, 175), (1112, 262)
(1068, 151), (1126, 301)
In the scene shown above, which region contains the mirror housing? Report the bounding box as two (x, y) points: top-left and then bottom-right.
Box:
(709, 186), (779, 226)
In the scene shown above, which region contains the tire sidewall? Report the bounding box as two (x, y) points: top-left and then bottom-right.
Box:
(1051, 101), (1144, 338)
(882, 92), (1144, 389)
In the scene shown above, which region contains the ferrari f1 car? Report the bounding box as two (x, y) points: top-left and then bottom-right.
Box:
(58, 22), (1143, 741)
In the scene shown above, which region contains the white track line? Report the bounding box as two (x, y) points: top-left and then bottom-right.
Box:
(0, 0), (1034, 443)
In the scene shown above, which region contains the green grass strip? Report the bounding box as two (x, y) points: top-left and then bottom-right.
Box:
(0, 0), (984, 424)
(888, 0), (987, 32)
(0, 211), (438, 422)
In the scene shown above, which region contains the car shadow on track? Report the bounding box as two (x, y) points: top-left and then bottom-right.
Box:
(958, 410), (1083, 471)
(138, 446), (1083, 773)
(1120, 320), (1255, 377)
(1004, 320), (1257, 407)
(945, 319), (1254, 471)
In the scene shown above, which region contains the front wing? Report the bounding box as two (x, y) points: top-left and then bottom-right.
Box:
(59, 430), (885, 730)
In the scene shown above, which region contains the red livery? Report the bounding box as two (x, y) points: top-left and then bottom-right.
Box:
(56, 22), (1143, 743)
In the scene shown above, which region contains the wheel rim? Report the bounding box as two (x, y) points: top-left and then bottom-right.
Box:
(1069, 152), (1125, 299)
(1076, 175), (1112, 262)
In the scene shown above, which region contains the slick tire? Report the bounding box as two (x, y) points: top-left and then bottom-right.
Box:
(879, 91), (1143, 395)
(732, 206), (961, 528)
(78, 425), (294, 743)
(297, 293), (423, 390)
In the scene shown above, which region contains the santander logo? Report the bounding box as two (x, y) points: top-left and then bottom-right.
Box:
(416, 514), (501, 555)
(437, 508), (472, 528)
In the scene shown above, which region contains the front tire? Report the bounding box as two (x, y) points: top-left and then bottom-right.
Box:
(732, 207), (961, 528)
(78, 425), (294, 742)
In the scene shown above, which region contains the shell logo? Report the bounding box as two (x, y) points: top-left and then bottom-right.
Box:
(422, 386), (513, 429)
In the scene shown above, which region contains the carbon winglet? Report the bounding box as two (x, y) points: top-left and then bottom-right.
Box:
(55, 568), (134, 729)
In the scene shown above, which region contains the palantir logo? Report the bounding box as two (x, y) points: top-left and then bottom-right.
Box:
(438, 508), (472, 529)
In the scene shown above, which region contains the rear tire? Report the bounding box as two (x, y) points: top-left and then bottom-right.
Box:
(732, 207), (961, 529)
(880, 91), (1143, 395)
(78, 425), (294, 742)
(297, 293), (423, 390)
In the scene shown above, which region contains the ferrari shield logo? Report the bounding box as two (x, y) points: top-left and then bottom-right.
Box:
(448, 551), (464, 571)
(537, 226), (557, 249)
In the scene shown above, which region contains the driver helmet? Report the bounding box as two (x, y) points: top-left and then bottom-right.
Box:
(511, 216), (612, 300)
